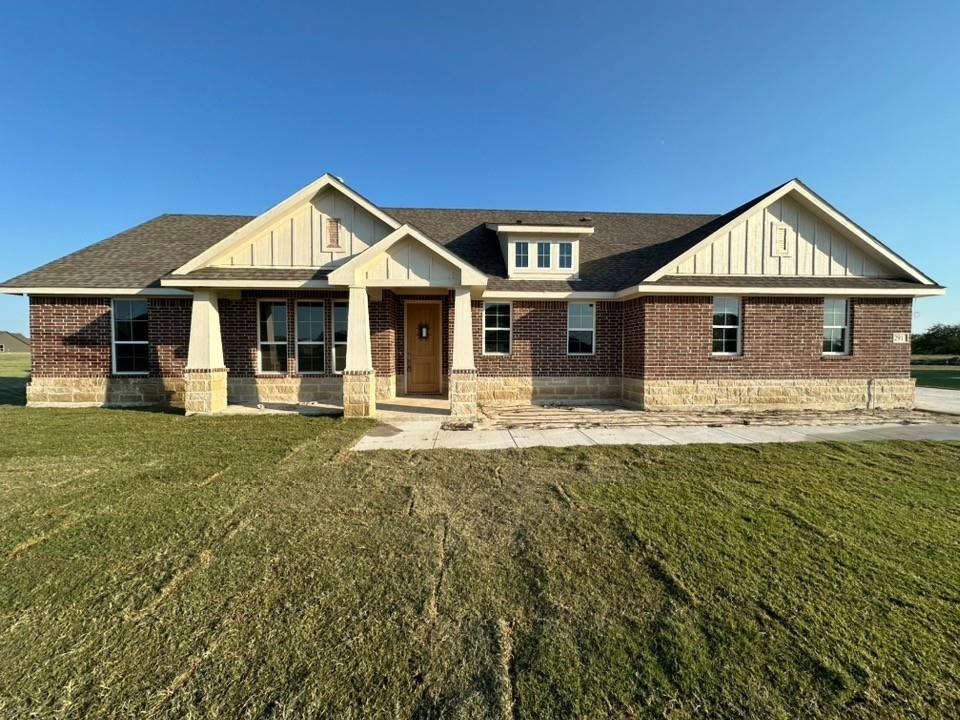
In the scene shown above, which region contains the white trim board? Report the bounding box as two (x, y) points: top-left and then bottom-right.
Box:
(1, 286), (192, 297)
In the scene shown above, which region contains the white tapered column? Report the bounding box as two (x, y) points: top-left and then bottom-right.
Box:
(342, 286), (376, 417)
(449, 286), (478, 421)
(184, 289), (227, 414)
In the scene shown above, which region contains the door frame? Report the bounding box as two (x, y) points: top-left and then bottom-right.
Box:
(403, 299), (443, 395)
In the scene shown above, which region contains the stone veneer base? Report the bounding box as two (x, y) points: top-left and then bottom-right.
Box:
(449, 369), (478, 419)
(376, 374), (396, 402)
(184, 369), (228, 415)
(26, 376), (185, 408)
(227, 376), (343, 406)
(477, 376), (622, 404)
(631, 377), (915, 411)
(343, 370), (377, 417)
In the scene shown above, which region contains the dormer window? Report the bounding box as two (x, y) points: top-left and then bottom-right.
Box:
(559, 242), (573, 269)
(515, 242), (529, 268)
(536, 242), (550, 268)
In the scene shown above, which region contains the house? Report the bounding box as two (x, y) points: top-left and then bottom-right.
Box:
(0, 175), (944, 418)
(0, 331), (31, 353)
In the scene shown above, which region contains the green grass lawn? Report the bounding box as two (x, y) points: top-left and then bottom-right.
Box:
(1, 370), (959, 717)
(912, 365), (960, 390)
(0, 352), (29, 405)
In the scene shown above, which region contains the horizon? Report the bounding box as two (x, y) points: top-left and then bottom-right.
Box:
(1, 1), (956, 333)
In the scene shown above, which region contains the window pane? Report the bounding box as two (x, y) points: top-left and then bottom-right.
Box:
(259, 302), (287, 343)
(115, 343), (149, 373)
(568, 330), (594, 354)
(484, 303), (510, 330)
(334, 343), (347, 372)
(537, 242), (550, 268)
(568, 302), (594, 330)
(823, 327), (847, 353)
(333, 303), (348, 343)
(484, 329), (509, 354)
(128, 300), (149, 323)
(297, 302), (325, 343)
(712, 297), (739, 326)
(260, 343), (288, 373)
(713, 327), (738, 353)
(559, 242), (572, 269)
(297, 343), (325, 373)
(515, 242), (528, 268)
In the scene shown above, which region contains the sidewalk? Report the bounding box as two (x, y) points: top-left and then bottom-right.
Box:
(353, 419), (960, 451)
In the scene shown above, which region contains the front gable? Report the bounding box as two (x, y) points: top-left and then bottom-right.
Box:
(172, 174), (401, 275)
(647, 180), (936, 286)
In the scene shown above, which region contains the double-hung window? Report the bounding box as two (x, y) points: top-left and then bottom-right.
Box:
(567, 302), (595, 355)
(296, 301), (325, 374)
(333, 301), (349, 372)
(712, 297), (741, 355)
(558, 242), (573, 269)
(258, 300), (288, 373)
(536, 241), (551, 269)
(483, 302), (511, 354)
(823, 298), (850, 355)
(112, 299), (149, 374)
(515, 242), (529, 269)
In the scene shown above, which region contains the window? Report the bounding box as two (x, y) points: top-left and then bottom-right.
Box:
(333, 301), (349, 372)
(327, 217), (341, 249)
(112, 299), (149, 374)
(258, 301), (288, 373)
(823, 298), (849, 355)
(483, 302), (511, 354)
(559, 242), (573, 269)
(712, 297), (741, 355)
(296, 301), (325, 374)
(515, 242), (529, 268)
(567, 302), (595, 355)
(537, 241), (551, 269)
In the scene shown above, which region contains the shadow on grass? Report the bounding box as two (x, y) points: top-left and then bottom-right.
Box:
(0, 375), (27, 406)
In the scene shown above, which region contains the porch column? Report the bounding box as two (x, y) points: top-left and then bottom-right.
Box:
(449, 286), (478, 421)
(342, 285), (376, 417)
(184, 289), (228, 415)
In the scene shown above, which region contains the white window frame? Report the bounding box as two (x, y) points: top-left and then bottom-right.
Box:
(294, 300), (326, 375)
(536, 241), (551, 269)
(567, 302), (595, 356)
(482, 301), (512, 356)
(332, 300), (349, 374)
(711, 296), (742, 356)
(822, 298), (851, 356)
(111, 298), (150, 376)
(558, 242), (573, 269)
(514, 241), (529, 269)
(257, 299), (289, 375)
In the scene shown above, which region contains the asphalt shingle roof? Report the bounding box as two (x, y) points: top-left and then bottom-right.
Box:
(0, 183), (929, 293)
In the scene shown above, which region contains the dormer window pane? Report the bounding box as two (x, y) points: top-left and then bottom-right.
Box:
(559, 242), (572, 269)
(537, 242), (550, 268)
(515, 242), (529, 268)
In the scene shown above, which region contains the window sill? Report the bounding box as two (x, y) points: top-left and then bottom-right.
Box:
(112, 372), (150, 377)
(821, 354), (853, 360)
(710, 354), (742, 361)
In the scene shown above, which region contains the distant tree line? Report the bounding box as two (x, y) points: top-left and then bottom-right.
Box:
(912, 323), (960, 355)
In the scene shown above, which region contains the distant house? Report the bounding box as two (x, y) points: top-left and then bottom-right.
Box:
(0, 331), (30, 353)
(0, 174), (945, 415)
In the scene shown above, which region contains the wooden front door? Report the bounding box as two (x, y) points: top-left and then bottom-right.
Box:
(405, 302), (441, 394)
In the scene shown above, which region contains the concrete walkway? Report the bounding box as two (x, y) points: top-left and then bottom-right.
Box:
(353, 418), (960, 451)
(916, 387), (960, 416)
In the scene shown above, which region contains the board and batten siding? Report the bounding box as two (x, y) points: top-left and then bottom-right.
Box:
(211, 189), (393, 268)
(673, 193), (896, 278)
(359, 237), (457, 285)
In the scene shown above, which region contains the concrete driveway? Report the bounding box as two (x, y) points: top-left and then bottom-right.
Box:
(916, 387), (960, 415)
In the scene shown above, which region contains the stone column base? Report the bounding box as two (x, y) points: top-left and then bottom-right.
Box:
(449, 369), (478, 420)
(184, 368), (228, 415)
(343, 370), (377, 418)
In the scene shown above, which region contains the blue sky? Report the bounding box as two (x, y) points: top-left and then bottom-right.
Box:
(1, 1), (957, 334)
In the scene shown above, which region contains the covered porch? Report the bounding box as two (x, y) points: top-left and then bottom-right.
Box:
(177, 224), (487, 420)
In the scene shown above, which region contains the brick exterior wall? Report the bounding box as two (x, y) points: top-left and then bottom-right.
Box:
(640, 296), (911, 379)
(27, 294), (912, 396)
(472, 300), (622, 377)
(29, 296), (190, 379)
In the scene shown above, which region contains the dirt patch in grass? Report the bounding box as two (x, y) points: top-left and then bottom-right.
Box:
(0, 402), (958, 718)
